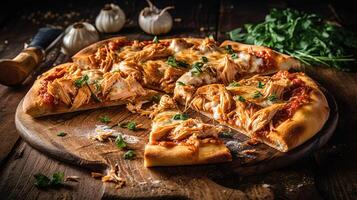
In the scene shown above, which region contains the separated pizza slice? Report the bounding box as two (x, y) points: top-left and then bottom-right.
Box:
(174, 39), (301, 105)
(190, 71), (329, 152)
(23, 62), (159, 117)
(144, 95), (232, 167)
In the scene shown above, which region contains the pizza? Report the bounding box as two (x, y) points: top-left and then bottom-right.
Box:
(22, 36), (329, 167)
(144, 95), (232, 167)
(190, 71), (330, 152)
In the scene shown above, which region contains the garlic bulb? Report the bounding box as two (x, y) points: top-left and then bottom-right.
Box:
(62, 22), (99, 55)
(138, 0), (174, 35)
(95, 3), (126, 33)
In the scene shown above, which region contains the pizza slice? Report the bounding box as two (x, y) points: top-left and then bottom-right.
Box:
(190, 71), (329, 152)
(23, 62), (158, 117)
(174, 39), (301, 105)
(144, 95), (232, 167)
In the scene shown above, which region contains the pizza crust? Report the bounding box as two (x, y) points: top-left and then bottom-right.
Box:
(144, 143), (232, 167)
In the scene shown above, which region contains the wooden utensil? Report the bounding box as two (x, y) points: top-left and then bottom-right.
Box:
(0, 27), (62, 86)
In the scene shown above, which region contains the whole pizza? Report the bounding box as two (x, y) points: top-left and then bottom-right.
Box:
(22, 37), (330, 167)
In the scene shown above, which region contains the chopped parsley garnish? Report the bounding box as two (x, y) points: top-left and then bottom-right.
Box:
(231, 53), (238, 59)
(123, 150), (136, 160)
(57, 132), (67, 137)
(167, 56), (189, 68)
(224, 45), (234, 54)
(34, 172), (64, 189)
(257, 81), (265, 89)
(153, 36), (159, 44)
(234, 96), (246, 102)
(120, 121), (138, 131)
(115, 135), (127, 149)
(253, 91), (263, 99)
(74, 75), (89, 88)
(99, 115), (111, 124)
(201, 56), (209, 63)
(177, 81), (186, 86)
(228, 81), (240, 87)
(268, 94), (278, 102)
(220, 132), (234, 138)
(191, 61), (204, 76)
(172, 113), (189, 120)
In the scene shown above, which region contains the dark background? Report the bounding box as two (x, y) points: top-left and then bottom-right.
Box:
(0, 0), (356, 199)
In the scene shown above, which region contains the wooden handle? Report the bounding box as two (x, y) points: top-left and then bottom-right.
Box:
(0, 47), (44, 86)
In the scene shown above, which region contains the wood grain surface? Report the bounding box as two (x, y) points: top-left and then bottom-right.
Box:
(0, 0), (356, 199)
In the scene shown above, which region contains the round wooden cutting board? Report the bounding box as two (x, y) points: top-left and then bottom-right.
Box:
(15, 89), (338, 199)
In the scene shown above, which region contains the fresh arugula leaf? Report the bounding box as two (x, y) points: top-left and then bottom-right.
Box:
(99, 115), (111, 124)
(123, 150), (136, 160)
(172, 113), (189, 120)
(167, 56), (189, 68)
(115, 135), (127, 149)
(229, 8), (357, 70)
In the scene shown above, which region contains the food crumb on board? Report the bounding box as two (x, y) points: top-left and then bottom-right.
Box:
(91, 163), (126, 189)
(89, 125), (139, 143)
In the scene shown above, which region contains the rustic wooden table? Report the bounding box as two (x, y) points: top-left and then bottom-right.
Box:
(0, 0), (356, 199)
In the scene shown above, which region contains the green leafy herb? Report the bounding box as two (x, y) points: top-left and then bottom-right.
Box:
(167, 56), (189, 68)
(177, 81), (186, 86)
(220, 132), (234, 138)
(268, 94), (278, 102)
(257, 81), (265, 89)
(172, 113), (189, 120)
(57, 132), (67, 137)
(229, 8), (357, 70)
(153, 36), (159, 44)
(253, 91), (263, 99)
(74, 75), (89, 88)
(151, 95), (161, 102)
(228, 81), (240, 87)
(120, 121), (137, 131)
(201, 56), (209, 63)
(34, 172), (64, 189)
(234, 96), (246, 102)
(224, 45), (234, 54)
(231, 53), (238, 59)
(99, 115), (111, 124)
(191, 62), (204, 76)
(123, 150), (136, 160)
(115, 135), (127, 149)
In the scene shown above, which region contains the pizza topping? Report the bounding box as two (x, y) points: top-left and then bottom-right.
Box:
(198, 37), (219, 53)
(47, 79), (77, 106)
(168, 38), (192, 53)
(167, 56), (189, 68)
(216, 55), (240, 84)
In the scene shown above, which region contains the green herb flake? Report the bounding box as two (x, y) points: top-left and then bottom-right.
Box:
(99, 115), (111, 124)
(151, 95), (161, 102)
(253, 91), (263, 99)
(224, 45), (234, 54)
(231, 53), (238, 59)
(201, 56), (209, 63)
(257, 81), (265, 89)
(177, 81), (186, 86)
(153, 36), (159, 44)
(120, 121), (137, 131)
(172, 113), (189, 121)
(234, 96), (246, 102)
(74, 75), (89, 88)
(191, 62), (204, 76)
(228, 81), (240, 87)
(220, 132), (234, 138)
(115, 135), (127, 149)
(123, 150), (136, 160)
(34, 172), (64, 189)
(167, 56), (189, 68)
(57, 132), (67, 137)
(268, 94), (278, 102)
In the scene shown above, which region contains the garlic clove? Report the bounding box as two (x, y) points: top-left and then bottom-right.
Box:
(95, 3), (126, 33)
(138, 0), (174, 35)
(62, 22), (99, 56)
